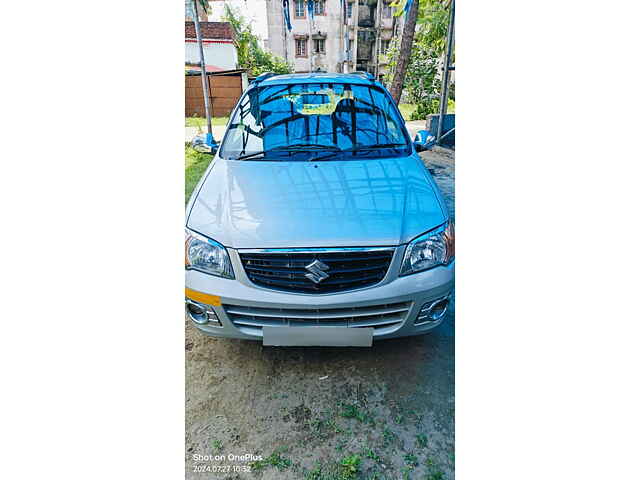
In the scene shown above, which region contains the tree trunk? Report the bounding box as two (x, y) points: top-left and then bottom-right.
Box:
(389, 0), (420, 104)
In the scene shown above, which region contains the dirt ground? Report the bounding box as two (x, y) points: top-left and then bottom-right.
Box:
(186, 147), (455, 480)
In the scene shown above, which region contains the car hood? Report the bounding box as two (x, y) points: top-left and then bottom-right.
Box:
(187, 155), (447, 249)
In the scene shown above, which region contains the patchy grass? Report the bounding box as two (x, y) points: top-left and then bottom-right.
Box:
(302, 455), (361, 480)
(382, 427), (398, 446)
(339, 454), (361, 480)
(403, 453), (418, 467)
(339, 403), (366, 422)
(398, 103), (416, 120)
(416, 433), (428, 448)
(362, 447), (381, 463)
(425, 471), (445, 480)
(399, 100), (456, 121)
(210, 439), (223, 452)
(250, 448), (293, 472)
(311, 416), (344, 437)
(304, 463), (324, 480)
(185, 144), (213, 205)
(338, 402), (374, 424)
(185, 116), (229, 127)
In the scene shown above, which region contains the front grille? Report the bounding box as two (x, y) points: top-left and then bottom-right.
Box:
(238, 249), (394, 294)
(224, 301), (411, 331)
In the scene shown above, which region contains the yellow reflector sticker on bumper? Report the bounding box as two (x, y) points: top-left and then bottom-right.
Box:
(185, 288), (221, 306)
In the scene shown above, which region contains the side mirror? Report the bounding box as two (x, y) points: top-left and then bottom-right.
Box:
(191, 133), (218, 154)
(414, 130), (436, 152)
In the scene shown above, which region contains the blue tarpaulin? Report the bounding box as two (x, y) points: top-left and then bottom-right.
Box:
(283, 0), (292, 31)
(307, 0), (315, 19)
(404, 0), (414, 15)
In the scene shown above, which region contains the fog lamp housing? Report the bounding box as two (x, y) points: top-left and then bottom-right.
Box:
(415, 295), (450, 325)
(185, 299), (222, 327)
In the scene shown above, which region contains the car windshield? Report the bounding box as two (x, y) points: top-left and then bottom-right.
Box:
(219, 82), (410, 161)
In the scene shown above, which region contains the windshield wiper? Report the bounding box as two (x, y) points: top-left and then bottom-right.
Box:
(312, 143), (409, 161)
(233, 144), (341, 161)
(271, 144), (342, 151)
(352, 143), (408, 150)
(234, 150), (271, 160)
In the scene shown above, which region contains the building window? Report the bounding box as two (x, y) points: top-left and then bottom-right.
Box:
(314, 0), (326, 15)
(348, 39), (353, 51)
(295, 0), (305, 18)
(381, 40), (390, 54)
(347, 2), (353, 18)
(295, 38), (308, 57)
(382, 3), (392, 18)
(313, 38), (325, 54)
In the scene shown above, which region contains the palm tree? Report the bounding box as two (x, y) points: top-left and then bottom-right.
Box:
(389, 0), (420, 103)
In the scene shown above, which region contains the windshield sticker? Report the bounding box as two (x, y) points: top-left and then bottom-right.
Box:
(284, 89), (354, 115)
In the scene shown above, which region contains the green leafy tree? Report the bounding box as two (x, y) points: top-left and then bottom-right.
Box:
(383, 0), (453, 119)
(416, 0), (450, 55)
(222, 5), (292, 76)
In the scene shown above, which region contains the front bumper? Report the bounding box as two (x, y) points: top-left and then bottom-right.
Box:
(185, 247), (454, 342)
(185, 244), (455, 340)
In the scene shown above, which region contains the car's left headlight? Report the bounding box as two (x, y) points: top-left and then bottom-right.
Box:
(400, 221), (455, 276)
(185, 229), (234, 279)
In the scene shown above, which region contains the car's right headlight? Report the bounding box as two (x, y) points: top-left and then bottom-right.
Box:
(400, 221), (455, 276)
(185, 229), (234, 279)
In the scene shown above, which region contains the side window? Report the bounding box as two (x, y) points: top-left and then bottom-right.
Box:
(313, 39), (325, 54)
(295, 38), (308, 57)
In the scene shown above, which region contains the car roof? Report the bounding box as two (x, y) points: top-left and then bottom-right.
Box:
(254, 72), (378, 87)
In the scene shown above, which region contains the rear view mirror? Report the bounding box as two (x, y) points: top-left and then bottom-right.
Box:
(191, 133), (218, 154)
(414, 130), (436, 152)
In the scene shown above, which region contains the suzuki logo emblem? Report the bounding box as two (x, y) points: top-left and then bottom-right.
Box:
(304, 259), (330, 284)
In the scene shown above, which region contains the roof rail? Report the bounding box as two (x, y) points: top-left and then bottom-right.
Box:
(252, 72), (278, 84)
(353, 71), (375, 81)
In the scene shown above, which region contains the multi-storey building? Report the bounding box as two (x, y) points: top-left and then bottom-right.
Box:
(265, 0), (403, 79)
(184, 0), (209, 22)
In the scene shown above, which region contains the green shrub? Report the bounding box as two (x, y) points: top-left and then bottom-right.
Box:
(339, 455), (361, 480)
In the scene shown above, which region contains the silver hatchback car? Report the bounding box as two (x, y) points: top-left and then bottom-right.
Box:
(185, 72), (454, 346)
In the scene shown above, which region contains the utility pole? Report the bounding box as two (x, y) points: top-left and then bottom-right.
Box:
(340, 4), (346, 72)
(374, 0), (382, 78)
(308, 7), (313, 72)
(353, 3), (359, 72)
(283, 8), (288, 65)
(436, 0), (455, 145)
(192, 0), (214, 145)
